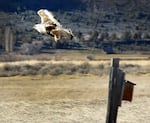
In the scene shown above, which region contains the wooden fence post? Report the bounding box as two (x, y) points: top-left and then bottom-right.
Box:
(4, 26), (10, 52)
(4, 26), (15, 53)
(106, 58), (125, 123)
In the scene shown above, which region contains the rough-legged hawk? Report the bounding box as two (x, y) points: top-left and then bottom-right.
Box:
(33, 9), (74, 42)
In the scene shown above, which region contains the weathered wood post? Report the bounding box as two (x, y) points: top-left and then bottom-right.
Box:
(9, 30), (14, 52)
(4, 26), (10, 52)
(4, 26), (15, 53)
(106, 58), (136, 123)
(106, 58), (125, 123)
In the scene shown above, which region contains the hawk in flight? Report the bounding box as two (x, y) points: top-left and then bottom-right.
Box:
(33, 9), (74, 42)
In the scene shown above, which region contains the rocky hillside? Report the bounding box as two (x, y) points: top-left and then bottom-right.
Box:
(0, 0), (150, 54)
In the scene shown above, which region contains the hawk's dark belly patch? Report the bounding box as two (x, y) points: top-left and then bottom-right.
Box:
(45, 25), (56, 37)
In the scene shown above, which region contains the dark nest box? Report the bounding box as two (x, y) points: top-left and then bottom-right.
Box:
(123, 80), (136, 102)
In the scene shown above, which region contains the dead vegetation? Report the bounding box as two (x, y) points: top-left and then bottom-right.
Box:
(0, 58), (149, 77)
(0, 62), (106, 77)
(0, 74), (149, 123)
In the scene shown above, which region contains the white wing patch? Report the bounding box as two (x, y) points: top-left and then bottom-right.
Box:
(43, 9), (62, 27)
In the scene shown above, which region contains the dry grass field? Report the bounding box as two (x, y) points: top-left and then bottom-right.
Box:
(0, 53), (149, 123)
(0, 74), (150, 122)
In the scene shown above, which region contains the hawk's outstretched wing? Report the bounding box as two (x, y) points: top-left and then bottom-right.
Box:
(37, 9), (62, 27)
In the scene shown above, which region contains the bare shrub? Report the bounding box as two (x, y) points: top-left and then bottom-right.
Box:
(21, 64), (42, 75)
(109, 32), (118, 41)
(49, 65), (63, 76)
(133, 31), (142, 40)
(77, 63), (90, 74)
(60, 64), (77, 75)
(121, 31), (132, 41)
(86, 54), (95, 61)
(98, 64), (104, 70)
(0, 71), (6, 77)
(19, 41), (43, 55)
(89, 66), (103, 76)
(0, 64), (21, 77)
(143, 32), (150, 39)
(37, 64), (50, 75)
(121, 64), (140, 73)
(100, 32), (109, 41)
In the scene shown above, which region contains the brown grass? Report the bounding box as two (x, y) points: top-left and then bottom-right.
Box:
(0, 75), (149, 122)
